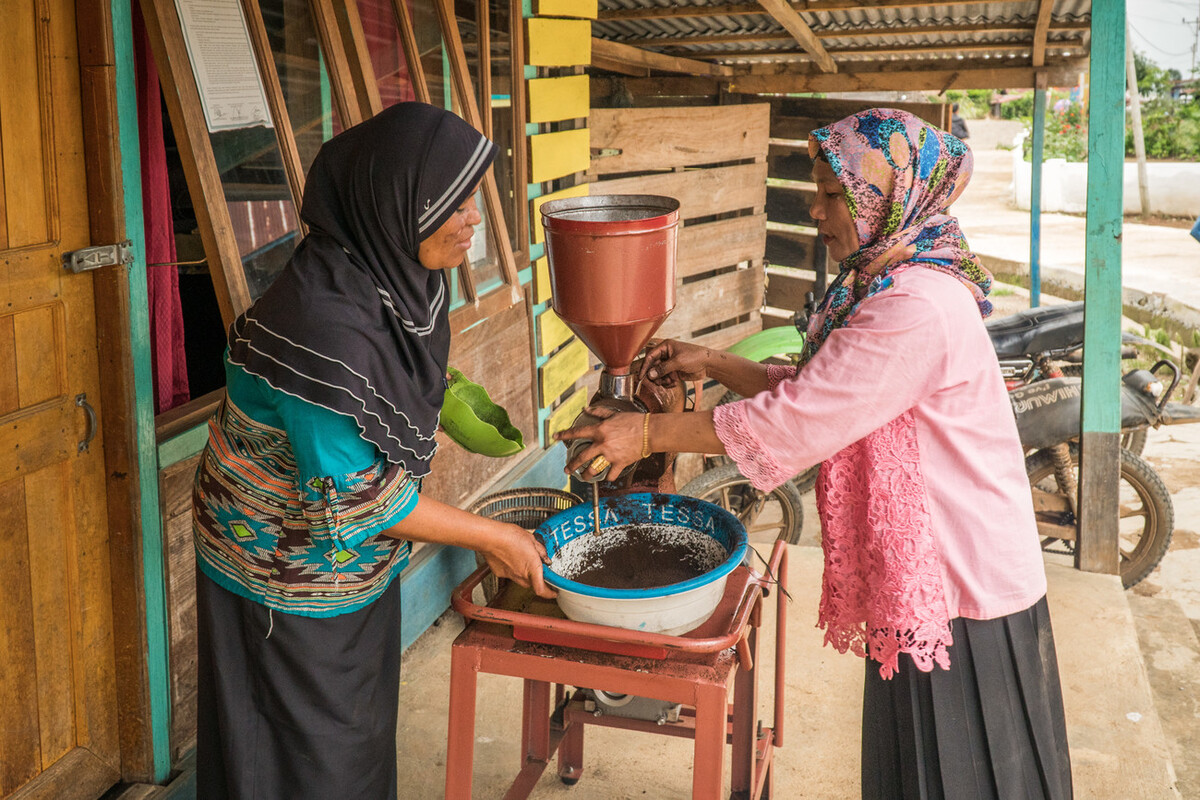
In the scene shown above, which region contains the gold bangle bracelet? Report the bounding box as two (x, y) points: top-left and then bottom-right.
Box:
(641, 413), (652, 459)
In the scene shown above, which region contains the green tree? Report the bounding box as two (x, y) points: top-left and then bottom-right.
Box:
(1129, 51), (1200, 160)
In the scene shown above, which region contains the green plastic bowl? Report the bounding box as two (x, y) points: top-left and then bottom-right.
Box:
(441, 367), (525, 457)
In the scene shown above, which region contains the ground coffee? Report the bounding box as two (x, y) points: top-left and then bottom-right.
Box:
(551, 523), (726, 590)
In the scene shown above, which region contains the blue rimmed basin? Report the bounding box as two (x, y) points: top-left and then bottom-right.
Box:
(537, 493), (748, 635)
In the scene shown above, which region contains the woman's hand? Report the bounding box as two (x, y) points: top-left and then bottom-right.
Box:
(479, 523), (556, 598)
(555, 407), (644, 480)
(382, 497), (556, 598)
(640, 339), (712, 387)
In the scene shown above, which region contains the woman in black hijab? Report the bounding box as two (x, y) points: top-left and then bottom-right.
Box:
(193, 102), (552, 799)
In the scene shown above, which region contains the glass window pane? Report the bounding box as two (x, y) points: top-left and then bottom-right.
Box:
(356, 0), (419, 106)
(208, 125), (300, 298)
(410, 0), (446, 105)
(260, 0), (341, 177)
(466, 188), (501, 293)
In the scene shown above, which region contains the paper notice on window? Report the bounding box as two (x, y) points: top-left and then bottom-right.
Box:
(173, 0), (273, 132)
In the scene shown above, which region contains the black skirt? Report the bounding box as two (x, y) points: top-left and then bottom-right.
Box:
(861, 595), (1073, 800)
(196, 570), (403, 800)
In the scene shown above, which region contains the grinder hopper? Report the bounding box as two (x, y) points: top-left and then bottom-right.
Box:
(541, 195), (680, 402)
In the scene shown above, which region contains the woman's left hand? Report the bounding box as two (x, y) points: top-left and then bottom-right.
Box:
(555, 407), (644, 479)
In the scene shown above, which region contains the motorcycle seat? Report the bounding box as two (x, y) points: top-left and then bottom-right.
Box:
(986, 301), (1085, 358)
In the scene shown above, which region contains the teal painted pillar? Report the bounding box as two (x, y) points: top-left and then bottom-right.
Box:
(112, 0), (173, 780)
(1079, 0), (1125, 576)
(1030, 86), (1046, 308)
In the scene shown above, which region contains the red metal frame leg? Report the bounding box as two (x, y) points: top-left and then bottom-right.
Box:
(731, 625), (759, 795)
(445, 644), (480, 800)
(521, 679), (552, 765)
(556, 702), (584, 784)
(692, 682), (728, 800)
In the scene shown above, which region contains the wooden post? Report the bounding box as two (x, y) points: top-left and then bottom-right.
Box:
(1030, 75), (1047, 308)
(1078, 0), (1124, 577)
(1125, 23), (1151, 215)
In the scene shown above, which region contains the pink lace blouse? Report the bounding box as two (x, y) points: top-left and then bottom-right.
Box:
(714, 268), (1046, 676)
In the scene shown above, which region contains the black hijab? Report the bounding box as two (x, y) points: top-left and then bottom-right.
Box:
(228, 102), (497, 475)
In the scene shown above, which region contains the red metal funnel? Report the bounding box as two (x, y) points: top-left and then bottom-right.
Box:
(541, 195), (680, 376)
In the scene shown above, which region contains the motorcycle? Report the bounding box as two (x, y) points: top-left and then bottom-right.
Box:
(986, 300), (1173, 455)
(996, 303), (1200, 587)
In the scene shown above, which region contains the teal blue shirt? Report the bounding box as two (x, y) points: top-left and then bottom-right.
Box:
(192, 356), (419, 617)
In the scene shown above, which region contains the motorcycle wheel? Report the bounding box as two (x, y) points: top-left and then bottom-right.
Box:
(680, 462), (804, 546)
(1025, 444), (1174, 588)
(1122, 428), (1149, 458)
(717, 389), (820, 494)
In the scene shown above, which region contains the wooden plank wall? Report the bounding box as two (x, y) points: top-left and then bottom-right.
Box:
(588, 104), (770, 352)
(733, 96), (950, 327)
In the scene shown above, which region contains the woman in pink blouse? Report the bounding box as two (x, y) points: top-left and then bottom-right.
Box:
(558, 108), (1072, 799)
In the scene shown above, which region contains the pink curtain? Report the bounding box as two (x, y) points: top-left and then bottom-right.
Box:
(133, 2), (190, 413)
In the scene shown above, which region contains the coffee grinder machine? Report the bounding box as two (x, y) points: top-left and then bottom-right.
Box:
(540, 195), (681, 491)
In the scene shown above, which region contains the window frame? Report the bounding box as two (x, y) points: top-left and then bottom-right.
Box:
(141, 0), (527, 437)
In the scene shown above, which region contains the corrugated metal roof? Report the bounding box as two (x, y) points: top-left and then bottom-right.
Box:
(593, 1), (1090, 70)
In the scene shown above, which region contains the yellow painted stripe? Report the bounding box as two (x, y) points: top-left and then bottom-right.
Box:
(534, 256), (552, 305)
(539, 338), (590, 402)
(547, 389), (588, 438)
(530, 128), (590, 185)
(537, 308), (575, 357)
(527, 18), (591, 67)
(528, 75), (591, 124)
(532, 183), (590, 244)
(534, 0), (598, 19)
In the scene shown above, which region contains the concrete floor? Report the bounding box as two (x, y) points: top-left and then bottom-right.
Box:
(395, 545), (1179, 799)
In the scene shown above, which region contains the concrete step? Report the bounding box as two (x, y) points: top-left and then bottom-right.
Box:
(1043, 564), (1180, 798)
(1129, 592), (1200, 799)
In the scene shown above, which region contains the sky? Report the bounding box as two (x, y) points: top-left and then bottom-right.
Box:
(1128, 0), (1200, 77)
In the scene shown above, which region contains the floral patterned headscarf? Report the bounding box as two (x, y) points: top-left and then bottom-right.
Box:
(801, 108), (992, 364)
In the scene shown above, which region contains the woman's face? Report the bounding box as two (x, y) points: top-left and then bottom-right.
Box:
(418, 191), (483, 271)
(809, 159), (859, 263)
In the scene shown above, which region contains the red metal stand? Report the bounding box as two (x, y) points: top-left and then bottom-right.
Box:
(444, 540), (788, 799)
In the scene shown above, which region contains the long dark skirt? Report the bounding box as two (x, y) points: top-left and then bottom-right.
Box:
(196, 570), (403, 800)
(861, 595), (1073, 800)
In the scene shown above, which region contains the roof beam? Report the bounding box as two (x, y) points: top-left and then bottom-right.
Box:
(664, 37), (1086, 62)
(1032, 0), (1056, 67)
(600, 0), (997, 23)
(590, 37), (735, 77)
(590, 58), (1087, 96)
(721, 59), (1086, 92)
(616, 21), (1090, 49)
(755, 0), (837, 72)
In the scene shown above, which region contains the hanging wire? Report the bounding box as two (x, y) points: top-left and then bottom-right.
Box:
(146, 257), (209, 268)
(747, 543), (794, 603)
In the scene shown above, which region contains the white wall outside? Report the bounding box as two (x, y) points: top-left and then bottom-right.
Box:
(1011, 134), (1200, 217)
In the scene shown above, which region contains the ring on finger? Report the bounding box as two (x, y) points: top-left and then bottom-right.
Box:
(590, 454), (610, 472)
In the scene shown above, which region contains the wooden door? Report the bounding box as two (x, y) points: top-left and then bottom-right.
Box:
(0, 1), (121, 797)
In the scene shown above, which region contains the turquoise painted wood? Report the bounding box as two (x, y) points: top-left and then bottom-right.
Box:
(1078, 0), (1125, 577)
(1083, 0), (1125, 435)
(1030, 87), (1046, 308)
(112, 0), (172, 781)
(399, 545), (478, 651)
(158, 423), (209, 467)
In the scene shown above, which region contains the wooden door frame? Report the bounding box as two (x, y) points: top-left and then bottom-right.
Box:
(72, 0), (173, 784)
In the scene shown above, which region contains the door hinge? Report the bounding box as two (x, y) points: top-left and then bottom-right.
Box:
(62, 241), (134, 273)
